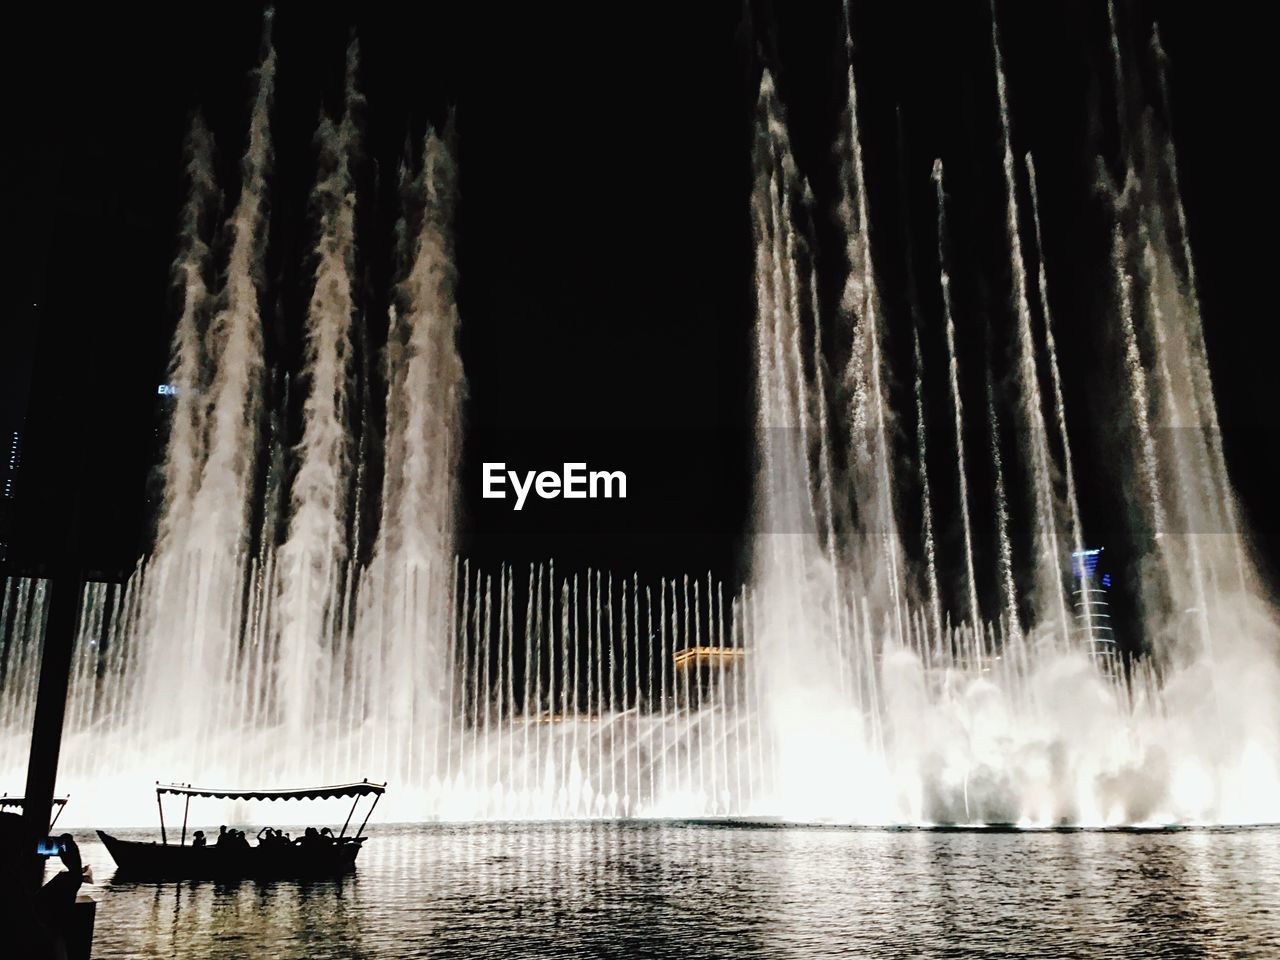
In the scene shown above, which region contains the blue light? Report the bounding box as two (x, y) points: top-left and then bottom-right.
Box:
(1071, 547), (1104, 581)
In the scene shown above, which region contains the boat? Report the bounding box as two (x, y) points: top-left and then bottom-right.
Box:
(97, 779), (386, 880)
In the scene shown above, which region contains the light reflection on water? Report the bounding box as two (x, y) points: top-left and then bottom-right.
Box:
(68, 823), (1279, 958)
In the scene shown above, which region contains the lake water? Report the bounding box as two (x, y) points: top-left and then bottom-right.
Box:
(66, 823), (1278, 958)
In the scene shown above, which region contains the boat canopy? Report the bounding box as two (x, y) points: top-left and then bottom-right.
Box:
(155, 780), (386, 802)
(0, 795), (70, 808)
(1, 794), (70, 828)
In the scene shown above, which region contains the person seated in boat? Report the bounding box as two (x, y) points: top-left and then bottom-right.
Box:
(319, 828), (336, 845)
(192, 830), (207, 848)
(255, 828), (288, 848)
(232, 830), (252, 851)
(215, 825), (229, 847)
(296, 826), (329, 848)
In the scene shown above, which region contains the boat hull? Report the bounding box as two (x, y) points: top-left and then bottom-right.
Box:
(97, 831), (363, 880)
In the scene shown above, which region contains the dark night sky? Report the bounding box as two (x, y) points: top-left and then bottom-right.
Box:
(1, 2), (1275, 628)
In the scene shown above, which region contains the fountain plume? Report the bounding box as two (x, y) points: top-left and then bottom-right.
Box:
(1, 5), (1278, 830)
(189, 14), (276, 554)
(157, 115), (219, 551)
(275, 39), (363, 740)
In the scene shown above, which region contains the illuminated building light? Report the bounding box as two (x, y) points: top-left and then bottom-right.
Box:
(672, 646), (748, 670)
(1069, 546), (1119, 673)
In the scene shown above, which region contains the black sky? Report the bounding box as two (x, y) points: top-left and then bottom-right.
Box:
(1, 1), (1275, 630)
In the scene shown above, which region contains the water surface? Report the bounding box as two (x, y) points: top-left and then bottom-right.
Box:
(70, 823), (1279, 958)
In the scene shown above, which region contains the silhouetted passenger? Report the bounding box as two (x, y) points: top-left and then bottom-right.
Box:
(0, 814), (84, 960)
(257, 828), (289, 848)
(192, 831), (207, 848)
(215, 825), (229, 848)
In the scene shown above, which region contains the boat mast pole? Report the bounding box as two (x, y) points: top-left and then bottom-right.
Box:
(339, 796), (357, 838)
(355, 792), (381, 839)
(157, 787), (167, 845)
(181, 794), (190, 846)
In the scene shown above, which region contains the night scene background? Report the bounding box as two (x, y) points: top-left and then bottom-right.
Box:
(2, 1), (1276, 636)
(3, 2), (1280, 957)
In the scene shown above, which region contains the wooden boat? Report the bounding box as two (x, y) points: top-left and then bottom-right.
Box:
(98, 779), (385, 880)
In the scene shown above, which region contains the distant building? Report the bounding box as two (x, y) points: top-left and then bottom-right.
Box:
(672, 646), (747, 708)
(1071, 547), (1119, 671)
(0, 430), (20, 561)
(3, 430), (18, 499)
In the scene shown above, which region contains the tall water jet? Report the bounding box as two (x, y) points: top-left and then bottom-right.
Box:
(932, 159), (980, 630)
(912, 328), (942, 646)
(1025, 154), (1093, 649)
(360, 119), (464, 792)
(188, 14), (276, 555)
(156, 116), (218, 551)
(986, 365), (1020, 642)
(140, 15), (277, 753)
(1150, 27), (1247, 597)
(750, 68), (875, 821)
(275, 40), (364, 743)
(1092, 3), (1280, 820)
(838, 2), (906, 649)
(989, 0), (1070, 642)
